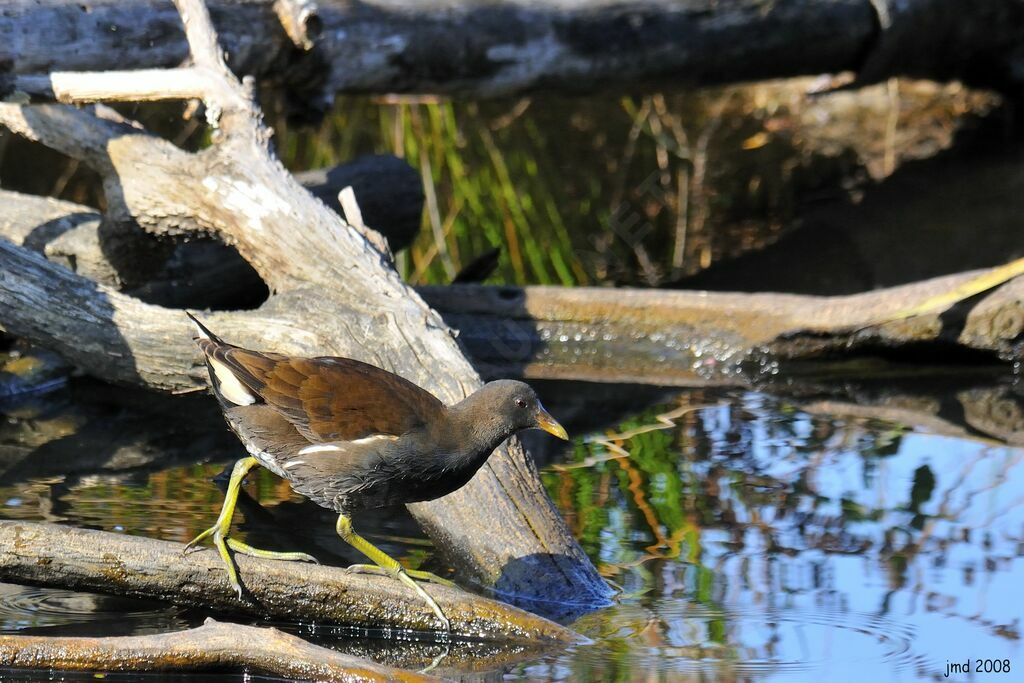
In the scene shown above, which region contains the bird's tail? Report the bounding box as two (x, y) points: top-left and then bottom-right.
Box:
(185, 311), (226, 345)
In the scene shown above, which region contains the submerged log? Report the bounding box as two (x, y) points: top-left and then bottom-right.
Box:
(0, 618), (434, 682)
(0, 0), (612, 609)
(3, 1), (1024, 98)
(0, 521), (580, 644)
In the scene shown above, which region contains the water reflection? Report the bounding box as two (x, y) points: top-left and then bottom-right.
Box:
(532, 389), (1023, 681)
(0, 380), (1022, 680)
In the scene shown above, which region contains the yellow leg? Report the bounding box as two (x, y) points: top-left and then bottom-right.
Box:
(346, 564), (454, 587)
(336, 514), (451, 631)
(185, 457), (317, 598)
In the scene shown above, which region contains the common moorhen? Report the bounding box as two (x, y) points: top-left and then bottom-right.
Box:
(184, 313), (568, 628)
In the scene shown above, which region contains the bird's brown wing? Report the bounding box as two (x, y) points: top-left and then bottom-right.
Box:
(201, 342), (443, 442)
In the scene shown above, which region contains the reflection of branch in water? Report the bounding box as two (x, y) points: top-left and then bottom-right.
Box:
(551, 402), (721, 559)
(876, 443), (1023, 621)
(557, 469), (578, 536)
(616, 455), (669, 552)
(554, 402), (720, 471)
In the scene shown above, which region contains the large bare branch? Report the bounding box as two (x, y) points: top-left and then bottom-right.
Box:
(0, 618), (435, 682)
(0, 522), (579, 644)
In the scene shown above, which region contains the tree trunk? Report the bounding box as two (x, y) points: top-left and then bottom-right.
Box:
(3, 1), (1024, 99)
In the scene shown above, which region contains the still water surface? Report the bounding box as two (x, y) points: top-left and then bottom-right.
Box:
(0, 378), (1019, 681)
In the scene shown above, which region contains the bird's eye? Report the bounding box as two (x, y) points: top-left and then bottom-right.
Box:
(515, 398), (526, 408)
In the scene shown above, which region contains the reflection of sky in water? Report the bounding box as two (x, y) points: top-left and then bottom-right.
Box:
(543, 392), (1023, 682)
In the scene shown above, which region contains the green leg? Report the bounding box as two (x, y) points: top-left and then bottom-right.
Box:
(336, 514), (451, 631)
(185, 457), (318, 599)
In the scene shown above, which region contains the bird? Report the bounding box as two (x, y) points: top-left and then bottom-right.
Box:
(183, 313), (568, 629)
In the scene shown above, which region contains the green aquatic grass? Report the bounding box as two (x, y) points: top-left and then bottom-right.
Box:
(270, 88), (844, 288)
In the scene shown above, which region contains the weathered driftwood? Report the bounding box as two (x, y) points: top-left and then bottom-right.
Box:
(0, 152), (422, 288)
(5, 184), (1024, 388)
(0, 618), (434, 682)
(0, 522), (579, 644)
(0, 0), (611, 609)
(419, 270), (1024, 385)
(4, 1), (1024, 98)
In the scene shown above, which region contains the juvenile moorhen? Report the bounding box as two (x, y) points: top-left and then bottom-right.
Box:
(184, 313), (568, 628)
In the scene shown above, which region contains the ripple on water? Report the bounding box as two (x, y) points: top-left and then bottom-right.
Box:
(0, 583), (187, 635)
(571, 601), (930, 679)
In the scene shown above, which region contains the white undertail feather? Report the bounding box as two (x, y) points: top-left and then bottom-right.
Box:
(209, 357), (255, 406)
(191, 320), (210, 340)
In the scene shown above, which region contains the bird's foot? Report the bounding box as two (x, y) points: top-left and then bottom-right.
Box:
(212, 530), (245, 600)
(183, 527), (248, 599)
(226, 538), (319, 564)
(183, 525), (216, 554)
(399, 569), (451, 632)
(345, 563), (454, 587)
(346, 564), (451, 630)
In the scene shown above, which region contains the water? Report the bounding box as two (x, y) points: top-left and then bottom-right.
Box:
(0, 378), (1020, 680)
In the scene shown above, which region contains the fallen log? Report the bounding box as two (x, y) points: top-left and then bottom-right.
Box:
(0, 521), (580, 644)
(0, 618), (435, 682)
(419, 271), (1024, 385)
(0, 0), (612, 609)
(5, 186), (1024, 388)
(4, 1), (1024, 98)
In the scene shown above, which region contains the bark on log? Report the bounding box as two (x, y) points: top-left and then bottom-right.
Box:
(0, 0), (612, 610)
(0, 521), (579, 644)
(3, 0), (1024, 98)
(0, 618), (435, 682)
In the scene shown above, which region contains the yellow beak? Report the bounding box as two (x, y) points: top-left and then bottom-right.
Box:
(535, 404), (569, 440)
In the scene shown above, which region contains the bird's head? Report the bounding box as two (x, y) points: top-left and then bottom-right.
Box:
(471, 379), (569, 441)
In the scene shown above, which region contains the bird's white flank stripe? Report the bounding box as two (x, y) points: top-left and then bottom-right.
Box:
(284, 460), (305, 468)
(209, 358), (255, 406)
(351, 434), (399, 445)
(296, 435), (398, 455)
(298, 444), (344, 455)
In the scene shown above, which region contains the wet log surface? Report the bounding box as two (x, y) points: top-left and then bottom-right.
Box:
(0, 521), (580, 645)
(0, 618), (435, 682)
(3, 1), (1024, 97)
